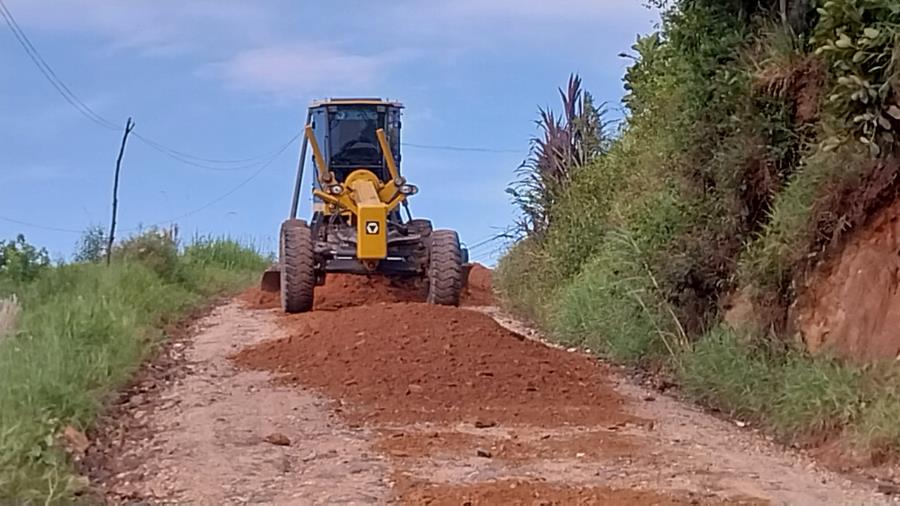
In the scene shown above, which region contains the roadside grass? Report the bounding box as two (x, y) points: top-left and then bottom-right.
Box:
(678, 328), (864, 440)
(507, 263), (900, 454)
(0, 235), (267, 502)
(550, 247), (672, 364)
(497, 0), (900, 473)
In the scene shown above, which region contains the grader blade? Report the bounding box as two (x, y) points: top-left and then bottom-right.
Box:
(260, 265), (281, 293)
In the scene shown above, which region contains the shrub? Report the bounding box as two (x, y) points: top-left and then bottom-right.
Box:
(73, 225), (108, 264)
(813, 0), (900, 155)
(112, 228), (178, 279)
(0, 235), (50, 284)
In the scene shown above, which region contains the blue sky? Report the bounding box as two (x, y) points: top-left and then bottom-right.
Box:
(0, 1), (658, 264)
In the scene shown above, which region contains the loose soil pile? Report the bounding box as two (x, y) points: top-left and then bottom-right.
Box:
(461, 263), (494, 306)
(798, 197), (900, 362)
(396, 479), (749, 506)
(239, 263), (494, 311)
(313, 274), (427, 310)
(233, 302), (632, 427)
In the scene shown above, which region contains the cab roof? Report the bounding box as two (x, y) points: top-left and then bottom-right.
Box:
(309, 98), (404, 109)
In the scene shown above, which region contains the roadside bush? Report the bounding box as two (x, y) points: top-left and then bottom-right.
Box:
(552, 241), (673, 363)
(494, 238), (564, 326)
(112, 228), (178, 279)
(497, 0), (900, 462)
(182, 236), (268, 271)
(0, 234), (50, 285)
(0, 237), (265, 502)
(73, 225), (107, 263)
(813, 0), (900, 156)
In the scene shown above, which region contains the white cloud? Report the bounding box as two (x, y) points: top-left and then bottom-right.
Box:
(4, 0), (275, 56)
(3, 0), (657, 101)
(205, 45), (404, 100)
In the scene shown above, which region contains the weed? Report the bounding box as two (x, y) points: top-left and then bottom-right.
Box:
(0, 295), (19, 340)
(679, 327), (862, 441)
(0, 236), (265, 502)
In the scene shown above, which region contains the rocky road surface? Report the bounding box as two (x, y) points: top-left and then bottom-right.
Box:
(82, 268), (895, 505)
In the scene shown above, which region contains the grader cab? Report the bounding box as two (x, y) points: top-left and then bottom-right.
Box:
(261, 98), (469, 313)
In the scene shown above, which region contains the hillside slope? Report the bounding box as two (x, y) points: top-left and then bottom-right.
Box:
(497, 0), (900, 475)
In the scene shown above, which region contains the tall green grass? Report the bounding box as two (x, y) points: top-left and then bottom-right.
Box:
(497, 0), (900, 465)
(679, 328), (863, 439)
(0, 236), (267, 502)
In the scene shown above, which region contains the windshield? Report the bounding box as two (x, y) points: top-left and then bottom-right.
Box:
(329, 108), (382, 167)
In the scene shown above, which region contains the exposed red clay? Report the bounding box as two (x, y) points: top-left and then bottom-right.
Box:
(239, 262), (493, 311)
(797, 196), (900, 362)
(233, 302), (633, 427)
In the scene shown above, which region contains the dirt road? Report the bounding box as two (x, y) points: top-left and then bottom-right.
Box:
(83, 268), (893, 505)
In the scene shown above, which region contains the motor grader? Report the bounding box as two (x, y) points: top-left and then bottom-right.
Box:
(261, 98), (469, 313)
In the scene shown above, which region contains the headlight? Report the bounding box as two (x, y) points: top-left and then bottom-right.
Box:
(329, 184), (344, 195)
(399, 184), (418, 195)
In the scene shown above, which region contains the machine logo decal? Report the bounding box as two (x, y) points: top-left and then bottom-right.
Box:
(365, 221), (380, 235)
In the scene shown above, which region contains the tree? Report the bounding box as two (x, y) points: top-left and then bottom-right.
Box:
(74, 225), (108, 263)
(0, 234), (50, 283)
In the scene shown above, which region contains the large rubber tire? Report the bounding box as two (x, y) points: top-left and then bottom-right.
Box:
(427, 229), (463, 306)
(280, 219), (316, 313)
(407, 218), (433, 237)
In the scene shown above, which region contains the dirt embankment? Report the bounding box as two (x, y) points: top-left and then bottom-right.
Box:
(797, 197), (900, 362)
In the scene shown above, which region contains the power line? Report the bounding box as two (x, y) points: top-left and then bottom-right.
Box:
(402, 142), (521, 154)
(464, 228), (515, 252)
(0, 0), (117, 131)
(131, 132), (298, 172)
(0, 133), (298, 237)
(3, 0), (520, 165)
(0, 215), (82, 234)
(132, 132), (288, 166)
(0, 0), (297, 170)
(121, 133), (298, 231)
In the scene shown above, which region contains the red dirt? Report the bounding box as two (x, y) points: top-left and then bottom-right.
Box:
(376, 428), (640, 462)
(313, 274), (427, 310)
(797, 196), (900, 362)
(396, 479), (755, 506)
(238, 263), (493, 311)
(461, 263), (494, 306)
(237, 286), (279, 310)
(233, 302), (633, 427)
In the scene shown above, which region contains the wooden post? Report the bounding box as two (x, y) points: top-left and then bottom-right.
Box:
(107, 117), (135, 265)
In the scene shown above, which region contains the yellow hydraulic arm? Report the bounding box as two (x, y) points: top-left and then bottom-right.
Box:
(302, 125), (415, 261)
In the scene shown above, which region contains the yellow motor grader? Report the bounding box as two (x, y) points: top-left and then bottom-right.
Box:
(261, 98), (469, 313)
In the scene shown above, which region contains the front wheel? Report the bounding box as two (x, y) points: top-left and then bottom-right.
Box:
(427, 229), (463, 306)
(280, 219), (316, 313)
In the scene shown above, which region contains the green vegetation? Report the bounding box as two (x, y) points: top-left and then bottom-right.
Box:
(0, 230), (267, 502)
(498, 0), (900, 458)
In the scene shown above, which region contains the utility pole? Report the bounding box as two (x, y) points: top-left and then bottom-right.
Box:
(106, 117), (135, 265)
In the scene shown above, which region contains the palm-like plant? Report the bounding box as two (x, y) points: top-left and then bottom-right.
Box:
(508, 74), (609, 236)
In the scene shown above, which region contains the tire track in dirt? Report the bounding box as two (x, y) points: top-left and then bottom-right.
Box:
(85, 267), (893, 505)
(230, 269), (889, 505)
(84, 303), (390, 504)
